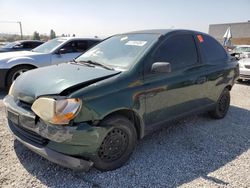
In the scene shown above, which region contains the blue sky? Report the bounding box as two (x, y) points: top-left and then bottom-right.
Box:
(0, 0), (249, 37)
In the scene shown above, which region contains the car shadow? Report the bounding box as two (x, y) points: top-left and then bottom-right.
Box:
(14, 105), (250, 187)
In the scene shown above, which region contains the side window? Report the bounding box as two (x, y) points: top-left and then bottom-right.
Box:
(75, 41), (88, 52)
(32, 42), (42, 48)
(61, 41), (77, 53)
(153, 34), (198, 72)
(198, 35), (227, 63)
(22, 42), (33, 49)
(88, 40), (100, 48)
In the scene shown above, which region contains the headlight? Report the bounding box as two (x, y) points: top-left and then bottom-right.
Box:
(31, 97), (82, 125)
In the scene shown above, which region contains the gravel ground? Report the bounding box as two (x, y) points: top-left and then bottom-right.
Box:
(0, 83), (250, 188)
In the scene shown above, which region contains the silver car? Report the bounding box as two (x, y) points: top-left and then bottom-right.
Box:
(239, 58), (250, 81)
(0, 37), (101, 88)
(233, 45), (250, 59)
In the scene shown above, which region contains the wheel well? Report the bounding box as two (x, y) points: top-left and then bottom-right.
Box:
(103, 109), (143, 140)
(5, 64), (37, 86)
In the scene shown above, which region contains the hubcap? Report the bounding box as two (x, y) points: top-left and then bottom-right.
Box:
(98, 128), (129, 162)
(12, 69), (29, 82)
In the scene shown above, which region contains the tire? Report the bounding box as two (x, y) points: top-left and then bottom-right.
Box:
(6, 65), (34, 89)
(209, 88), (230, 119)
(93, 115), (137, 171)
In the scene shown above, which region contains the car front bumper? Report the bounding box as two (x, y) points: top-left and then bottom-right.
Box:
(0, 68), (8, 89)
(3, 95), (109, 171)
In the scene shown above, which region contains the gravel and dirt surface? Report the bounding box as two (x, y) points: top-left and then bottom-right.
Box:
(0, 83), (250, 188)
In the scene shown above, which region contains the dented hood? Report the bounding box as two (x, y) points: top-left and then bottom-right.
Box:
(11, 63), (120, 103)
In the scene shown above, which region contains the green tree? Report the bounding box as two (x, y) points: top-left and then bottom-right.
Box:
(50, 29), (56, 39)
(33, 31), (40, 40)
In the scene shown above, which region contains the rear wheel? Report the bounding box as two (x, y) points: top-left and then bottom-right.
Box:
(93, 115), (137, 171)
(6, 65), (35, 89)
(209, 88), (230, 119)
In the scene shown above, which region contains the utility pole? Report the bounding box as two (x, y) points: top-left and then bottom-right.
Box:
(0, 21), (23, 39)
(17, 21), (23, 39)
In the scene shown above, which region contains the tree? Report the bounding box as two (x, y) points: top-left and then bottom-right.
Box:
(61, 34), (65, 37)
(72, 34), (76, 37)
(50, 29), (56, 39)
(33, 31), (40, 40)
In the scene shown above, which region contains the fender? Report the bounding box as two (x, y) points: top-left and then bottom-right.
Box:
(6, 57), (37, 69)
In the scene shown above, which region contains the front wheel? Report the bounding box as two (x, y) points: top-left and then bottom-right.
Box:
(209, 88), (230, 119)
(6, 65), (34, 89)
(93, 115), (137, 171)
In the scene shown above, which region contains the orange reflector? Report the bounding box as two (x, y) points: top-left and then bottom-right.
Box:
(52, 112), (75, 125)
(197, 35), (204, 43)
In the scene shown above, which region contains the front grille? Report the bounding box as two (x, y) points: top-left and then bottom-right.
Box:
(245, 65), (250, 69)
(9, 121), (49, 146)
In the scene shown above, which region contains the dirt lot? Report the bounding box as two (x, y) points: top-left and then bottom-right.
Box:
(0, 83), (250, 188)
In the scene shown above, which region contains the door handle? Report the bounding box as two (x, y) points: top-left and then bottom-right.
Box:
(196, 77), (207, 84)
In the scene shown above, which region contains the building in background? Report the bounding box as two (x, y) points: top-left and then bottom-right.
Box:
(209, 21), (250, 45)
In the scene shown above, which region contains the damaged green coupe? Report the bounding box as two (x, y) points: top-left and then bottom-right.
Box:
(4, 29), (239, 171)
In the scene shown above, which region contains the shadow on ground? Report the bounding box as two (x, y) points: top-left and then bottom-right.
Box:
(14, 105), (250, 188)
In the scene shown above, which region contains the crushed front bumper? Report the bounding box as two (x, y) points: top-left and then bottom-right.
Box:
(3, 95), (109, 171)
(8, 120), (93, 171)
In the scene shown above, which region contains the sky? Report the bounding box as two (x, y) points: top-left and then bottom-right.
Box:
(0, 0), (249, 38)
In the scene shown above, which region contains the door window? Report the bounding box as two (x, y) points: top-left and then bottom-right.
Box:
(60, 41), (88, 53)
(152, 34), (198, 72)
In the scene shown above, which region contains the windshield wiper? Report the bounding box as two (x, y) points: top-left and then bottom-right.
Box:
(77, 60), (114, 70)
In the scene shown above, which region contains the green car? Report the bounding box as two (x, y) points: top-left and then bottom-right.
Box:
(4, 29), (239, 171)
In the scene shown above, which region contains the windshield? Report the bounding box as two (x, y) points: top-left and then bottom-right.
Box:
(32, 38), (66, 53)
(76, 33), (159, 70)
(235, 47), (250, 53)
(2, 42), (20, 48)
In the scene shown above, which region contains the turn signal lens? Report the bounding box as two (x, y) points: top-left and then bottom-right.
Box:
(31, 97), (82, 125)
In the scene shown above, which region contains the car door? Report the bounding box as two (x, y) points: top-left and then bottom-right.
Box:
(143, 33), (210, 128)
(51, 40), (88, 65)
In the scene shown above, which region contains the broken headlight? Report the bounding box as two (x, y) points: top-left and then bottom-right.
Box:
(31, 97), (82, 125)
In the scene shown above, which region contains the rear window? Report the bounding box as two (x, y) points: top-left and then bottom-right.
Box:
(198, 35), (227, 64)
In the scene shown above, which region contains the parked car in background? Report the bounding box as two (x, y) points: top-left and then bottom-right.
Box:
(238, 58), (250, 81)
(0, 40), (44, 53)
(4, 29), (239, 171)
(0, 37), (101, 88)
(231, 45), (250, 59)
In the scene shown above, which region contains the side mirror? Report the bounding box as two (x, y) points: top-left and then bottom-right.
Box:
(57, 48), (67, 54)
(151, 62), (171, 73)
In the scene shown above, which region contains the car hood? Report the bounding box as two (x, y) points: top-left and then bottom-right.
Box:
(10, 63), (120, 103)
(0, 50), (42, 61)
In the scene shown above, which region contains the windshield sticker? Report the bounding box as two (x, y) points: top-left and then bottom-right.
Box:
(125, 41), (147, 46)
(120, 36), (128, 41)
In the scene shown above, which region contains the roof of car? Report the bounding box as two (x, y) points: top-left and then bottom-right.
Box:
(14, 40), (43, 43)
(58, 37), (101, 41)
(235, 45), (250, 47)
(124, 29), (205, 36)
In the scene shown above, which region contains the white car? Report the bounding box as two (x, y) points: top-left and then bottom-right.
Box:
(233, 45), (250, 59)
(239, 58), (250, 81)
(0, 37), (101, 88)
